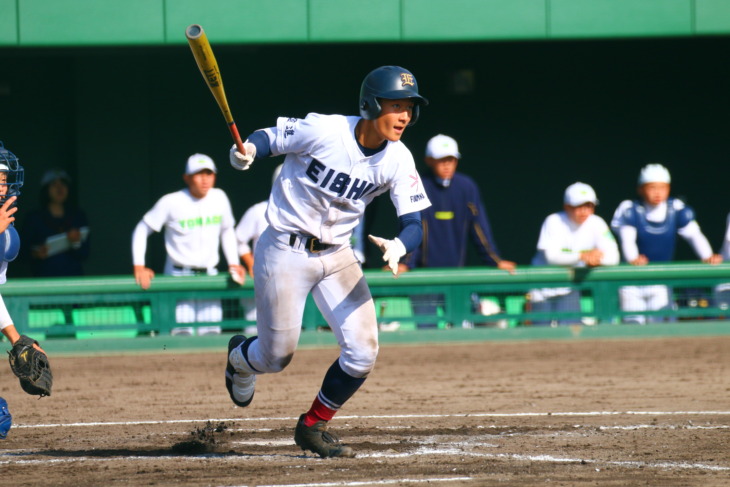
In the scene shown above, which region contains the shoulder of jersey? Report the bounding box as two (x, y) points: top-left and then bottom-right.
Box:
(670, 198), (687, 210)
(614, 199), (634, 212)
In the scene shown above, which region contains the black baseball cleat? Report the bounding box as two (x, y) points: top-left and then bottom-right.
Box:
(294, 414), (355, 458)
(225, 335), (255, 407)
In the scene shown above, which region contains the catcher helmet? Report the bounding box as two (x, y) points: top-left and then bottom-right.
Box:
(0, 142), (24, 206)
(359, 66), (429, 126)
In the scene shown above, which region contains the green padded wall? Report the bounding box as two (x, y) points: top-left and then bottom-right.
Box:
(403, 0), (547, 41)
(550, 0), (693, 38)
(0, 0), (17, 45)
(166, 0), (309, 44)
(696, 0), (730, 34)
(19, 0), (165, 45)
(2, 0), (730, 46)
(310, 0), (401, 42)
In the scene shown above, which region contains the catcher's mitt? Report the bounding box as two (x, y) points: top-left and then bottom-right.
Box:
(8, 335), (52, 397)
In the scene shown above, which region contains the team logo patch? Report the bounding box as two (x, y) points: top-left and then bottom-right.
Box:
(400, 73), (415, 87)
(409, 173), (420, 190)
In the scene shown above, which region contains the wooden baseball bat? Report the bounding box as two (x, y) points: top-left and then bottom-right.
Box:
(185, 24), (245, 154)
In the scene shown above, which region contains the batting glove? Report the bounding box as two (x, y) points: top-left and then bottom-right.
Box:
(368, 234), (407, 276)
(230, 142), (256, 171)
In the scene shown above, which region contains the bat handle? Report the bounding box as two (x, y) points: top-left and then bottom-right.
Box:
(228, 122), (246, 155)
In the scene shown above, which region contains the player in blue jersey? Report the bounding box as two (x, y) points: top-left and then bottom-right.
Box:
(225, 66), (431, 457)
(611, 163), (722, 323)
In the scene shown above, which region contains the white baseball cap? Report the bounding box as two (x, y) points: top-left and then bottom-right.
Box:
(185, 153), (217, 175)
(426, 134), (461, 159)
(638, 163), (671, 185)
(564, 182), (599, 206)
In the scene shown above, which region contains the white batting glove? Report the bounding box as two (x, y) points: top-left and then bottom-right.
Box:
(229, 142), (256, 171)
(368, 234), (407, 276)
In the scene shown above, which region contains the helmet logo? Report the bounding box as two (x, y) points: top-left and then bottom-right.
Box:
(400, 73), (415, 87)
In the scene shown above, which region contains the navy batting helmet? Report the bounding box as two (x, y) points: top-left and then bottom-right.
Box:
(0, 142), (23, 206)
(359, 66), (429, 126)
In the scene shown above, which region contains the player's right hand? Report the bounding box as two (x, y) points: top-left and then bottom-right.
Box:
(0, 196), (17, 234)
(134, 265), (155, 290)
(230, 142), (256, 171)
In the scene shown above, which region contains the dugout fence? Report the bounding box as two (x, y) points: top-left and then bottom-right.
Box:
(3, 263), (730, 340)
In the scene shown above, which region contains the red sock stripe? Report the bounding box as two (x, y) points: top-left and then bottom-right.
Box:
(303, 396), (337, 427)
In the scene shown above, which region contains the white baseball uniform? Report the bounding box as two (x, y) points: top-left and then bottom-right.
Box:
(132, 187), (238, 324)
(235, 200), (268, 257)
(530, 211), (619, 305)
(242, 113), (431, 379)
(235, 200), (268, 323)
(0, 262), (11, 330)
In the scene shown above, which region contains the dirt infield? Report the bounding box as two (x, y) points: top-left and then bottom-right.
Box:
(1, 335), (729, 486)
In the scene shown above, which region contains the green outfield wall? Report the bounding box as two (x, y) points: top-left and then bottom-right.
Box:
(1, 0), (730, 46)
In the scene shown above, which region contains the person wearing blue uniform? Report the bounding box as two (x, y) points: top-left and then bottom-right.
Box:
(611, 163), (722, 323)
(402, 135), (514, 272)
(22, 169), (90, 277)
(399, 135), (515, 327)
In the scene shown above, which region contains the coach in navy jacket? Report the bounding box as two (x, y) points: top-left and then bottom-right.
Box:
(402, 134), (515, 272)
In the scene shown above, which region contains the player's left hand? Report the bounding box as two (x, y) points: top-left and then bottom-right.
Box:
(704, 254), (723, 265)
(368, 235), (406, 276)
(230, 142), (256, 171)
(229, 264), (246, 285)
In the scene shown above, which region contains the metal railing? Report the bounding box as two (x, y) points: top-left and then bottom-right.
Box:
(3, 263), (730, 339)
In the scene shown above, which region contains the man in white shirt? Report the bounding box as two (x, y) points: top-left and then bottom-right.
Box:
(132, 154), (244, 332)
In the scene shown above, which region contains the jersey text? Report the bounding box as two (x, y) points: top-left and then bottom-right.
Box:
(305, 159), (381, 200)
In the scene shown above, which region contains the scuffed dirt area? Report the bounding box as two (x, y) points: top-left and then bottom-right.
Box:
(1, 336), (729, 486)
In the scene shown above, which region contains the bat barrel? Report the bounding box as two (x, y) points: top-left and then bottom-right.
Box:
(185, 24), (203, 40)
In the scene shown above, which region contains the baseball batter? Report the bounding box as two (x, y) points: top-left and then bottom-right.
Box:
(132, 154), (245, 328)
(225, 66), (431, 458)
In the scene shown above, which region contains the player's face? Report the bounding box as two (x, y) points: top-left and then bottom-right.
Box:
(639, 182), (670, 206)
(564, 202), (595, 225)
(185, 169), (216, 199)
(374, 98), (414, 142)
(0, 172), (6, 197)
(426, 156), (459, 180)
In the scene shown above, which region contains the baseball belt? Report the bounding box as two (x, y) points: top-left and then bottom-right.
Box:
(173, 265), (209, 275)
(289, 234), (332, 253)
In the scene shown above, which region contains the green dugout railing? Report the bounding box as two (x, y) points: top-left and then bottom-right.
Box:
(3, 263), (730, 340)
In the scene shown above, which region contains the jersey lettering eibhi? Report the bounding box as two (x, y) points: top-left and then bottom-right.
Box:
(142, 187), (236, 269)
(260, 113), (431, 244)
